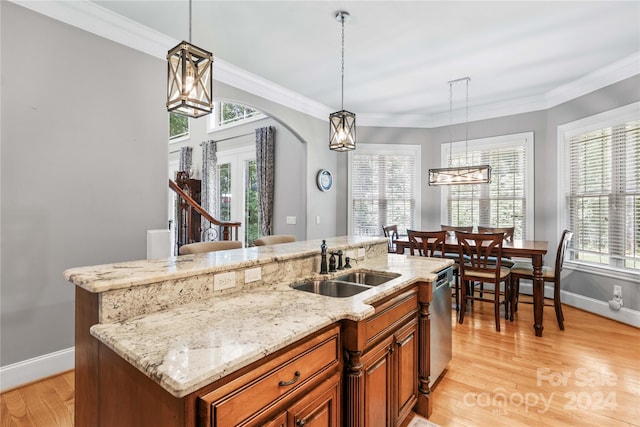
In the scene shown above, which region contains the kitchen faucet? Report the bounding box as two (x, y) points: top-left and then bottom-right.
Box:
(320, 240), (328, 274)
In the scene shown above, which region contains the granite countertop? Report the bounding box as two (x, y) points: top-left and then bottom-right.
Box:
(90, 253), (452, 398)
(65, 236), (387, 293)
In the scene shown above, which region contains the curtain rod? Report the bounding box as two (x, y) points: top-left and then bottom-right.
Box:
(201, 131), (254, 144)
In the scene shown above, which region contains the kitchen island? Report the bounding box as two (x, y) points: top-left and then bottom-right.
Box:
(66, 236), (452, 427)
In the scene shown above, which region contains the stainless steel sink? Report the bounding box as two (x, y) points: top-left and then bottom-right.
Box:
(335, 271), (400, 286)
(290, 270), (401, 297)
(291, 280), (372, 297)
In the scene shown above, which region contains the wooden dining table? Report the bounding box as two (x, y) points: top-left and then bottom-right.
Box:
(393, 235), (549, 337)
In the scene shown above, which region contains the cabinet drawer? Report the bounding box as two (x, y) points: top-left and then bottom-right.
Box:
(365, 289), (418, 347)
(201, 327), (340, 426)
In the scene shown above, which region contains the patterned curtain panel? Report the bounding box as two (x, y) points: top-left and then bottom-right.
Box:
(201, 140), (219, 241)
(256, 126), (275, 236)
(179, 146), (193, 175)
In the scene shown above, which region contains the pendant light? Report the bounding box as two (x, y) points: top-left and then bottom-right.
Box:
(166, 0), (213, 118)
(428, 77), (491, 185)
(329, 11), (356, 152)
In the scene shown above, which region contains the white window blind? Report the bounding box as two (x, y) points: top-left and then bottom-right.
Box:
(443, 133), (533, 239)
(350, 145), (420, 237)
(566, 115), (639, 271)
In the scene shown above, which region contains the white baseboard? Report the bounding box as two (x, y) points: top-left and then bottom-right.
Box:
(0, 347), (74, 392)
(518, 283), (640, 328)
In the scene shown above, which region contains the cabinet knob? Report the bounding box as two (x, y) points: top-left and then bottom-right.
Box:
(297, 419), (306, 426)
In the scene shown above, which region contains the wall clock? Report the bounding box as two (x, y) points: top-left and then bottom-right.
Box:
(316, 169), (333, 192)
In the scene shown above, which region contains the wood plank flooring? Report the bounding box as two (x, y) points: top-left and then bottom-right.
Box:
(1, 303), (638, 426)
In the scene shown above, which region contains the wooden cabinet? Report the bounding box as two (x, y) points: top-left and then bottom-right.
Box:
(287, 374), (341, 427)
(343, 288), (420, 427)
(262, 374), (340, 427)
(198, 326), (341, 426)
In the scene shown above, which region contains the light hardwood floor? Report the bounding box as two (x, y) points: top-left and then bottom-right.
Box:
(1, 303), (638, 426)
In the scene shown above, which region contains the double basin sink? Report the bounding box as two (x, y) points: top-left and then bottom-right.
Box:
(291, 271), (400, 298)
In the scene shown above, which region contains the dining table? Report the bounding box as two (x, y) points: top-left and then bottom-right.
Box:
(393, 235), (549, 337)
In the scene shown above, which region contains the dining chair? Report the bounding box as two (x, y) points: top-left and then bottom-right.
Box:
(456, 231), (512, 331)
(407, 230), (460, 310)
(510, 230), (573, 330)
(440, 225), (473, 234)
(178, 240), (243, 255)
(382, 225), (400, 253)
(439, 225), (473, 309)
(474, 226), (516, 298)
(253, 234), (296, 246)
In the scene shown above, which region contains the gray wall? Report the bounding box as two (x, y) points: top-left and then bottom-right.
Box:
(1, 3), (168, 365)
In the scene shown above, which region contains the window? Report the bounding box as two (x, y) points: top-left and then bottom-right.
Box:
(441, 132), (534, 239)
(169, 112), (189, 141)
(207, 102), (264, 131)
(217, 147), (259, 247)
(349, 144), (421, 237)
(559, 102), (639, 274)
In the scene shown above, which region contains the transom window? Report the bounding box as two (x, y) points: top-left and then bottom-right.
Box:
(207, 102), (264, 131)
(441, 132), (534, 239)
(559, 102), (639, 274)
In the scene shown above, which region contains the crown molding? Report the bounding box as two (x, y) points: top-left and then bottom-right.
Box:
(544, 53), (640, 108)
(11, 0), (639, 129)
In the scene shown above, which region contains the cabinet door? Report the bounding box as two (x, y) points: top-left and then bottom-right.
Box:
(288, 374), (340, 427)
(361, 335), (394, 427)
(394, 319), (418, 425)
(264, 411), (288, 427)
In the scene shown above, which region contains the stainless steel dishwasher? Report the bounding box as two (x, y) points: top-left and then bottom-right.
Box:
(429, 266), (453, 389)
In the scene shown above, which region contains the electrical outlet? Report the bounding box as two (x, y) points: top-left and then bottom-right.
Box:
(214, 272), (235, 291)
(613, 285), (622, 297)
(244, 267), (262, 283)
(357, 247), (365, 258)
(286, 216), (297, 225)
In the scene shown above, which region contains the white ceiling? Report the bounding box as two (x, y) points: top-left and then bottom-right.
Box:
(24, 1), (640, 126)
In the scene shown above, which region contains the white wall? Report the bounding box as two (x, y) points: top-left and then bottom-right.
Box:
(1, 2), (168, 373)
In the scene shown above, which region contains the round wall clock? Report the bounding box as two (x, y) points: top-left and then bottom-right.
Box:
(316, 169), (333, 192)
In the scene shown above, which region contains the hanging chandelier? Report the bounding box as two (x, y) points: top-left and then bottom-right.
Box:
(166, 0), (213, 118)
(428, 77), (491, 185)
(329, 11), (356, 152)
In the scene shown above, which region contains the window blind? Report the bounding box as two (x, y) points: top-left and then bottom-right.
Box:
(568, 119), (639, 270)
(351, 151), (417, 237)
(445, 134), (532, 239)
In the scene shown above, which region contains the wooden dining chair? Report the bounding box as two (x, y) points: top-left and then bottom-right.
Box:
(407, 230), (459, 310)
(440, 225), (473, 234)
(477, 226), (514, 241)
(510, 230), (573, 330)
(382, 225), (399, 253)
(178, 240), (242, 255)
(439, 225), (473, 310)
(474, 226), (516, 298)
(456, 231), (512, 331)
(253, 234), (296, 246)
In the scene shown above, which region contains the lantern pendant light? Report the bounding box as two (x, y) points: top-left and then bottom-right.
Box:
(428, 77), (491, 185)
(329, 11), (356, 152)
(166, 0), (213, 118)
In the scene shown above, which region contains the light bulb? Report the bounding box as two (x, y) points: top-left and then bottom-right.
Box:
(184, 63), (196, 96)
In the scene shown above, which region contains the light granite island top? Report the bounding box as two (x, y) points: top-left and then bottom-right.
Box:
(65, 236), (453, 399)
